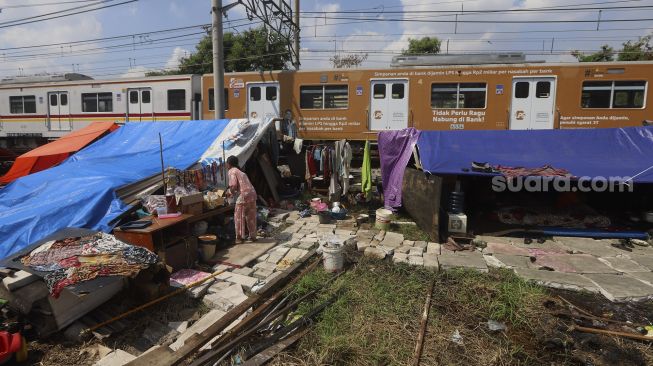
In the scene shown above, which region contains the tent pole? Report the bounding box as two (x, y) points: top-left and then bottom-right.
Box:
(159, 133), (166, 193)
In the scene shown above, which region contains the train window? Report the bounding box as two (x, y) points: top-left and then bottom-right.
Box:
(431, 83), (457, 108)
(50, 94), (58, 106)
(250, 87), (261, 101)
(142, 90), (151, 104)
(459, 83), (486, 108)
(324, 85), (348, 109)
(9, 96), (36, 114)
(581, 80), (645, 109)
(299, 85), (324, 109)
(60, 94), (68, 106)
(515, 82), (529, 99)
(129, 90), (138, 104)
(392, 83), (404, 99)
(536, 82), (551, 98)
(373, 84), (386, 99)
(266, 86), (277, 101)
(613, 81), (645, 108)
(82, 92), (113, 112)
(208, 88), (229, 111)
(167, 89), (186, 111)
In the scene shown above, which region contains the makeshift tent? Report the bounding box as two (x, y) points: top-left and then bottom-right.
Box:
(0, 120), (230, 260)
(417, 126), (653, 182)
(0, 121), (119, 184)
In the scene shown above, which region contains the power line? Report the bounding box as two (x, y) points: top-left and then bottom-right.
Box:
(304, 4), (653, 15)
(0, 0), (138, 30)
(300, 15), (653, 24)
(0, 0), (103, 9)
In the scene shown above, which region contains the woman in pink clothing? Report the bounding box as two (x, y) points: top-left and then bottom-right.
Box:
(226, 156), (257, 243)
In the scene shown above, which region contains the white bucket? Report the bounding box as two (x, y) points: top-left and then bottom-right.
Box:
(375, 208), (393, 230)
(322, 244), (344, 273)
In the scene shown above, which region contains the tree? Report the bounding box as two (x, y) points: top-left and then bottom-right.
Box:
(618, 35), (653, 61)
(572, 44), (614, 62)
(402, 37), (441, 55)
(330, 53), (368, 68)
(146, 26), (291, 76)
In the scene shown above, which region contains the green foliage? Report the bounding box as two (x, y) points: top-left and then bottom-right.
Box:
(149, 26), (291, 75)
(330, 53), (368, 68)
(618, 35), (653, 61)
(572, 44), (614, 62)
(402, 36), (441, 55)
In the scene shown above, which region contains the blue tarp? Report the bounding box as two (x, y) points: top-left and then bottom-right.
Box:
(417, 126), (653, 182)
(0, 120), (230, 260)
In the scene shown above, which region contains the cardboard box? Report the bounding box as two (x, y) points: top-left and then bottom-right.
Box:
(178, 193), (204, 215)
(447, 213), (467, 234)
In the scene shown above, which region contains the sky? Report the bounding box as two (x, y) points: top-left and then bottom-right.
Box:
(0, 0), (652, 79)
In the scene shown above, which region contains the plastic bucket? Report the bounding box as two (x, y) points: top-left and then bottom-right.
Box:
(322, 244), (344, 273)
(375, 208), (393, 230)
(198, 234), (217, 260)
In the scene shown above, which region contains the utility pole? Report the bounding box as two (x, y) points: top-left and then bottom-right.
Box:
(212, 0), (225, 119)
(294, 0), (300, 69)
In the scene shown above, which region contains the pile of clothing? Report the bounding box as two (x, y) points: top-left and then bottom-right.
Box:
(20, 233), (158, 298)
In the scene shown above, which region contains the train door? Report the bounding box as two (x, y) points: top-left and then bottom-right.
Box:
(510, 77), (556, 130)
(127, 88), (153, 121)
(47, 92), (71, 131)
(369, 79), (409, 130)
(247, 83), (279, 120)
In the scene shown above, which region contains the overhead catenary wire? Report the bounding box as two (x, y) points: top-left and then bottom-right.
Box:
(0, 0), (104, 9)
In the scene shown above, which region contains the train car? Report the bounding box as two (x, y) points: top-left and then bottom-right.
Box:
(201, 60), (653, 140)
(0, 74), (202, 152)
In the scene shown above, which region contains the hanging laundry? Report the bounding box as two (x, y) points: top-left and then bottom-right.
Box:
(361, 140), (372, 199)
(341, 141), (352, 194)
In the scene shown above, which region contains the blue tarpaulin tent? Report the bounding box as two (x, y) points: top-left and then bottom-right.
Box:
(417, 126), (653, 182)
(0, 120), (230, 260)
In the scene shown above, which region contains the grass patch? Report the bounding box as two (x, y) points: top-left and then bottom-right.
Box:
(389, 222), (431, 241)
(273, 260), (565, 366)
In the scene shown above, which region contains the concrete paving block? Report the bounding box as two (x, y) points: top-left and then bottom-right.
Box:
(212, 264), (231, 272)
(483, 255), (506, 268)
(216, 272), (258, 290)
(493, 254), (532, 269)
(276, 248), (309, 270)
(552, 237), (620, 257)
(566, 254), (619, 274)
(2, 270), (38, 290)
(409, 256), (424, 266)
(514, 268), (600, 293)
(395, 246), (411, 254)
(627, 255), (653, 271)
(168, 321), (188, 333)
(402, 240), (415, 247)
(170, 309), (226, 351)
(393, 253), (409, 264)
(298, 240), (316, 250)
(438, 252), (488, 272)
(318, 223), (337, 229)
(335, 229), (355, 237)
(364, 247), (386, 259)
(409, 247), (424, 257)
(414, 241), (428, 249)
(207, 281), (231, 294)
(232, 267), (255, 276)
(253, 268), (275, 280)
(203, 284), (248, 311)
(529, 253), (577, 272)
(475, 235), (516, 245)
(256, 253), (270, 263)
(383, 231), (404, 243)
(357, 240), (372, 252)
(377, 245), (395, 256)
(356, 229), (375, 240)
(253, 261), (276, 272)
(625, 272), (653, 287)
(142, 321), (179, 344)
(423, 253), (439, 270)
(482, 242), (530, 256)
(427, 242), (441, 255)
(584, 273), (653, 302)
(95, 349), (136, 366)
(599, 257), (650, 273)
(373, 230), (386, 242)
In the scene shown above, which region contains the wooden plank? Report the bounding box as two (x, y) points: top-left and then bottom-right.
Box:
(242, 328), (309, 366)
(125, 249), (317, 366)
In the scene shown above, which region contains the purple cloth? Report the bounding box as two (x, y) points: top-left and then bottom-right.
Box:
(378, 128), (421, 209)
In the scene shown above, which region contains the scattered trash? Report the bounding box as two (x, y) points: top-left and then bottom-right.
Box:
(487, 320), (507, 332)
(451, 329), (464, 345)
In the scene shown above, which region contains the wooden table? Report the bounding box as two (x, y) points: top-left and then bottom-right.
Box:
(113, 214), (192, 251)
(112, 206), (235, 251)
